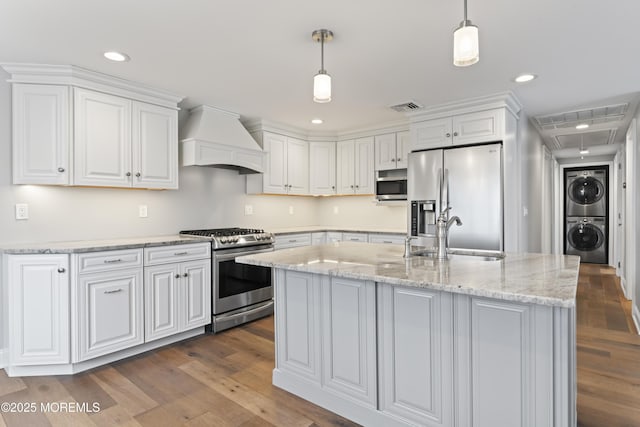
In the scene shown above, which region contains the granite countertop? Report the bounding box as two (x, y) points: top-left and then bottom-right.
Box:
(236, 242), (581, 308)
(269, 226), (406, 235)
(0, 235), (211, 254)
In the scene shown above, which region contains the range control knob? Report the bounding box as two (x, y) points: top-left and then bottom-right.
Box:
(220, 237), (228, 243)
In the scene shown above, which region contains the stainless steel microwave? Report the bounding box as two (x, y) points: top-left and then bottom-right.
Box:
(375, 169), (407, 202)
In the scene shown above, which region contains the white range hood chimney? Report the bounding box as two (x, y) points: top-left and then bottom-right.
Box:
(181, 105), (265, 174)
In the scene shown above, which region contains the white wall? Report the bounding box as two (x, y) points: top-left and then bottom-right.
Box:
(518, 116), (546, 253)
(632, 114), (640, 330)
(316, 196), (407, 229)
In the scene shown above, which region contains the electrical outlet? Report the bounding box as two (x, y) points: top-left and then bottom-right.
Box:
(139, 205), (148, 218)
(333, 206), (339, 214)
(244, 205), (254, 215)
(289, 206), (294, 215)
(15, 203), (29, 220)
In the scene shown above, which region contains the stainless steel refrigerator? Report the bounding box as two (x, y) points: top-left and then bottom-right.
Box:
(408, 143), (503, 251)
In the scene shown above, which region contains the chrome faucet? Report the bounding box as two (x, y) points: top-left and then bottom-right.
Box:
(403, 236), (417, 258)
(436, 207), (462, 260)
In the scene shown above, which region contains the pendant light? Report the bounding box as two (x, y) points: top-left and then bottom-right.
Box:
(312, 29), (333, 103)
(453, 0), (479, 67)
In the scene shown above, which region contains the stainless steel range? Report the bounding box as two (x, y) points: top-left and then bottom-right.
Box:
(180, 227), (275, 332)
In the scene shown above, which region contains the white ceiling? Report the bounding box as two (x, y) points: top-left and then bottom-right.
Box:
(1, 0), (639, 143)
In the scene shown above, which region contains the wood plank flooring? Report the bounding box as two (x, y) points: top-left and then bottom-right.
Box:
(1, 263), (638, 426)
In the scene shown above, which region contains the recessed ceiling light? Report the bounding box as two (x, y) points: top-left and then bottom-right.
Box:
(514, 73), (536, 83)
(575, 123), (589, 130)
(579, 149), (590, 155)
(311, 119), (323, 124)
(103, 51), (130, 62)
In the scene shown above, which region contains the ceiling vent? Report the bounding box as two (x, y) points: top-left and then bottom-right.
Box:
(389, 101), (423, 112)
(534, 103), (628, 131)
(554, 129), (617, 148)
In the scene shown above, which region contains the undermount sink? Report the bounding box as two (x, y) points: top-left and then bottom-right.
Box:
(412, 249), (505, 261)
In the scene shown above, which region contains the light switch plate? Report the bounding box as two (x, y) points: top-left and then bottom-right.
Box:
(15, 203), (28, 220)
(139, 205), (148, 218)
(244, 205), (253, 215)
(289, 206), (294, 215)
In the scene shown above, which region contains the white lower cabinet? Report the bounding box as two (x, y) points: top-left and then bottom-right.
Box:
(322, 277), (377, 407)
(311, 232), (326, 245)
(342, 232), (368, 243)
(378, 284), (453, 426)
(274, 233), (312, 249)
(368, 233), (405, 245)
(7, 254), (70, 366)
(75, 268), (144, 362)
(144, 258), (211, 342)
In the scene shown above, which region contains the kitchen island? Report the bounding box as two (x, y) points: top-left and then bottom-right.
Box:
(236, 242), (579, 427)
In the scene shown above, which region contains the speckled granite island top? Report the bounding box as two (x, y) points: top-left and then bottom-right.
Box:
(0, 235), (211, 254)
(236, 242), (580, 308)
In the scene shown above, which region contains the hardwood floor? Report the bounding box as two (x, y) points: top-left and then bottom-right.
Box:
(0, 264), (638, 426)
(576, 263), (640, 427)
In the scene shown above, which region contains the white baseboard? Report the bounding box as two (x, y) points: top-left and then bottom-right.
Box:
(633, 304), (640, 335)
(620, 277), (630, 300)
(0, 349), (6, 370)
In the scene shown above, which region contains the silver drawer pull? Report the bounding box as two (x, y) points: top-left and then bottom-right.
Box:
(289, 240), (297, 243)
(383, 241), (392, 243)
(104, 259), (123, 264)
(174, 251), (188, 256)
(104, 288), (123, 294)
(350, 238), (359, 241)
(57, 267), (66, 273)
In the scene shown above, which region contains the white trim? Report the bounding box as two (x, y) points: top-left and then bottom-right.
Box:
(620, 277), (630, 300)
(0, 63), (183, 109)
(0, 349), (6, 369)
(3, 327), (203, 377)
(407, 91), (522, 121)
(632, 304), (640, 335)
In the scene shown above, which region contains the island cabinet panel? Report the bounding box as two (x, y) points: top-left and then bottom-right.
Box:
(454, 296), (554, 427)
(275, 270), (322, 383)
(377, 284), (454, 427)
(321, 277), (377, 407)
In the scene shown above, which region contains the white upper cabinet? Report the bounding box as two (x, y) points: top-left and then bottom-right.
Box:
(309, 141), (336, 195)
(132, 101), (178, 189)
(375, 131), (409, 170)
(74, 88), (178, 189)
(412, 109), (504, 151)
(4, 64), (182, 190)
(74, 88), (132, 187)
(248, 132), (309, 194)
(12, 84), (70, 185)
(337, 137), (374, 195)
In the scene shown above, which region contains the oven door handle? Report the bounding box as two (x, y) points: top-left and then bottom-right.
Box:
(215, 247), (275, 262)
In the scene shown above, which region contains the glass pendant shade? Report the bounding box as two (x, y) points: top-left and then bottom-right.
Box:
(313, 72), (331, 103)
(453, 22), (479, 67)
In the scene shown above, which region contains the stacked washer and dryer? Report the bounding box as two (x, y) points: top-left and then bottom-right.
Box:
(564, 167), (608, 264)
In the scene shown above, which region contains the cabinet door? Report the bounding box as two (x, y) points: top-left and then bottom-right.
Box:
(74, 88), (132, 187)
(275, 270), (322, 383)
(375, 133), (398, 171)
(262, 132), (288, 194)
(8, 255), (69, 366)
(336, 140), (355, 194)
(354, 137), (374, 194)
(411, 117), (453, 151)
(378, 285), (454, 427)
(321, 277), (377, 407)
(309, 141), (336, 195)
(132, 102), (178, 189)
(395, 130), (410, 169)
(452, 109), (504, 146)
(144, 264), (180, 342)
(181, 259), (212, 330)
(286, 137), (309, 194)
(12, 84), (70, 185)
(311, 232), (326, 245)
(76, 268), (143, 362)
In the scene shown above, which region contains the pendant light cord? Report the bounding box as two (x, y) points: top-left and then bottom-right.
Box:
(463, 0), (468, 21)
(320, 32), (325, 73)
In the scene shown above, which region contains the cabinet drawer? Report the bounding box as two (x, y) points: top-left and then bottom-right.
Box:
(342, 232), (368, 243)
(144, 243), (211, 266)
(77, 249), (143, 274)
(275, 233), (312, 249)
(368, 234), (405, 245)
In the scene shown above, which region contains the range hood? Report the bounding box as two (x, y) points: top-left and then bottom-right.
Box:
(181, 105), (265, 174)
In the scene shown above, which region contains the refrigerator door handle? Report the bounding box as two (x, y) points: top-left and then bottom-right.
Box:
(442, 168), (449, 213)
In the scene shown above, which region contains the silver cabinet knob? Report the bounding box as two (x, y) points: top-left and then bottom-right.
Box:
(183, 273), (188, 278)
(445, 133), (451, 138)
(356, 185), (360, 189)
(57, 167), (65, 173)
(350, 185), (354, 189)
(453, 131), (458, 137)
(175, 274), (181, 279)
(331, 186), (335, 190)
(57, 267), (65, 273)
(126, 172), (132, 177)
(397, 157), (401, 161)
(135, 172), (141, 178)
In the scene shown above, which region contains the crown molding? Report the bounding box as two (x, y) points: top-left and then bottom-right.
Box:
(407, 91), (522, 122)
(1, 63), (183, 109)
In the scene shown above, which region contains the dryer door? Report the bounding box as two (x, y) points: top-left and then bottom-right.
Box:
(568, 176), (605, 206)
